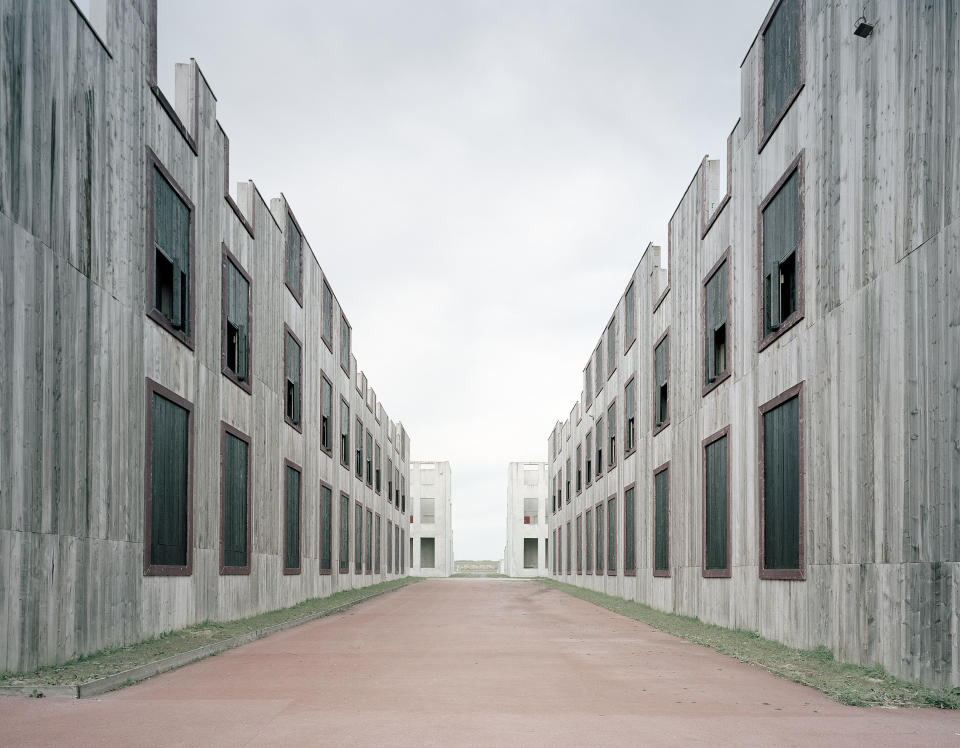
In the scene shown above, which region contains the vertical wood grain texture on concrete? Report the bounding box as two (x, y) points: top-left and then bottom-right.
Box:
(0, 0), (412, 673)
(547, 0), (959, 687)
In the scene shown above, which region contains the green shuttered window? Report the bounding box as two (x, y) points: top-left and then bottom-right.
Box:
(566, 522), (572, 574)
(762, 392), (802, 576)
(704, 435), (729, 575)
(624, 486), (635, 574)
(365, 431), (373, 487)
(595, 417), (603, 477)
(320, 377), (333, 454)
(365, 509), (373, 574)
(576, 445), (582, 493)
(153, 167), (190, 336)
(594, 344), (603, 393)
(284, 464), (301, 573)
(284, 331), (301, 428)
(607, 402), (616, 468)
(606, 318), (617, 377)
(654, 466), (670, 576)
(585, 431), (592, 485)
(704, 260), (728, 385)
(340, 400), (350, 467)
(355, 418), (363, 477)
(585, 509), (593, 573)
(375, 515), (382, 573)
(339, 493), (350, 572)
(285, 213), (302, 302)
(762, 168), (800, 338)
(223, 256), (250, 383)
(606, 496), (616, 573)
(375, 443), (382, 492)
(624, 281), (635, 347)
(320, 484), (332, 573)
(654, 335), (669, 429)
(355, 503), (363, 574)
(576, 514), (583, 573)
(340, 315), (351, 374)
(322, 279), (334, 348)
(584, 360), (592, 409)
(624, 378), (636, 454)
(149, 390), (190, 570)
(221, 429), (249, 572)
(387, 520), (393, 573)
(594, 502), (604, 574)
(762, 0), (802, 138)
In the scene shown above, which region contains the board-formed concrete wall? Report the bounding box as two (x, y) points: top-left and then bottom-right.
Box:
(503, 463), (548, 577)
(408, 461), (454, 577)
(0, 0), (412, 673)
(547, 0), (959, 687)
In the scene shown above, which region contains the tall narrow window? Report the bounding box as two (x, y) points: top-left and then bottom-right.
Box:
(148, 160), (193, 346)
(401, 476), (406, 513)
(576, 444), (582, 494)
(283, 461), (301, 574)
(285, 212), (303, 304)
(584, 361), (593, 410)
(760, 0), (803, 148)
(585, 431), (593, 485)
(387, 519), (394, 573)
(321, 279), (334, 350)
(595, 417), (603, 477)
(375, 514), (382, 573)
(585, 509), (593, 574)
(624, 378), (636, 456)
(576, 514), (583, 574)
(355, 502), (363, 574)
(375, 443), (382, 493)
(339, 493), (350, 573)
(607, 402), (617, 468)
(760, 384), (804, 579)
(395, 467), (400, 506)
(320, 483), (332, 574)
(606, 317), (617, 378)
(624, 281), (636, 351)
(221, 424), (250, 574)
(566, 521), (572, 574)
(606, 495), (616, 574)
(421, 498), (436, 524)
(760, 157), (803, 346)
(654, 332), (669, 433)
(365, 431), (374, 487)
(284, 328), (302, 430)
(565, 458), (571, 502)
(355, 418), (364, 477)
(654, 463), (670, 577)
(320, 375), (333, 455)
(594, 502), (604, 574)
(703, 254), (730, 391)
(395, 525), (400, 574)
(365, 509), (373, 574)
(594, 343), (603, 393)
(222, 249), (250, 389)
(703, 429), (730, 577)
(145, 381), (192, 575)
(340, 399), (350, 467)
(624, 484), (636, 575)
(387, 458), (394, 505)
(340, 314), (352, 375)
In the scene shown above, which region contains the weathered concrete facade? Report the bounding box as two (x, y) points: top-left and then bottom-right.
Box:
(0, 0), (412, 673)
(547, 0), (959, 687)
(408, 462), (454, 577)
(503, 462), (549, 577)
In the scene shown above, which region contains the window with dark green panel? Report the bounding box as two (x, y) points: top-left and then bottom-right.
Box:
(584, 361), (593, 410)
(320, 375), (333, 455)
(401, 476), (406, 513)
(387, 458), (394, 504)
(365, 430), (373, 487)
(151, 165), (191, 341)
(387, 519), (393, 573)
(285, 213), (302, 303)
(395, 524), (400, 574)
(340, 314), (352, 375)
(654, 465), (670, 576)
(595, 417), (603, 477)
(585, 509), (593, 573)
(375, 443), (382, 493)
(624, 281), (636, 349)
(339, 493), (350, 573)
(704, 258), (728, 387)
(284, 330), (301, 429)
(365, 509), (373, 574)
(761, 387), (803, 578)
(322, 279), (334, 349)
(594, 502), (604, 574)
(576, 444), (582, 494)
(585, 431), (592, 485)
(624, 486), (636, 574)
(283, 462), (301, 574)
(320, 484), (332, 574)
(355, 418), (363, 477)
(221, 426), (250, 573)
(761, 0), (802, 143)
(606, 496), (616, 573)
(624, 378), (636, 455)
(222, 253), (250, 386)
(606, 317), (617, 377)
(375, 514), (382, 573)
(762, 162), (802, 342)
(147, 384), (191, 573)
(704, 432), (729, 576)
(654, 334), (669, 430)
(594, 343), (603, 393)
(576, 514), (583, 573)
(340, 399), (350, 467)
(607, 402), (617, 467)
(355, 502), (364, 574)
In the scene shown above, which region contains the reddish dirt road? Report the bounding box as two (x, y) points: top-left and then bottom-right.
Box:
(2, 579), (958, 746)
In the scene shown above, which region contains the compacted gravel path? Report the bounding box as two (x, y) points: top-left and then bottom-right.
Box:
(2, 579), (958, 746)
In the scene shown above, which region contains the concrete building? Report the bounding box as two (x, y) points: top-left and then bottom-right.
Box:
(0, 0), (412, 674)
(408, 462), (454, 577)
(503, 463), (549, 577)
(546, 0), (959, 688)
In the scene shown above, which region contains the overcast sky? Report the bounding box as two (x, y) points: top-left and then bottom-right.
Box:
(151, 1), (772, 560)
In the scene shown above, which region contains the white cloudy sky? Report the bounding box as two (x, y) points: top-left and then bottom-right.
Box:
(150, 1), (771, 559)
